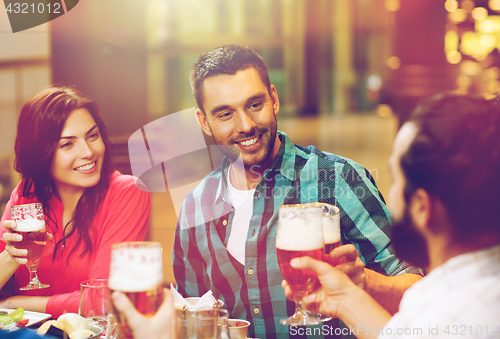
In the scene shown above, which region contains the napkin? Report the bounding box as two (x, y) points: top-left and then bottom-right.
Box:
(170, 283), (218, 309)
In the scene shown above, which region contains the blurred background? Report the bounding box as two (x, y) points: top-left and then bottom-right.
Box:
(1, 0), (498, 283)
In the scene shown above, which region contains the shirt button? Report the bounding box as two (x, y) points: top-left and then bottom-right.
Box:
(254, 308), (260, 314)
(248, 269), (254, 275)
(222, 220), (228, 226)
(252, 229), (256, 236)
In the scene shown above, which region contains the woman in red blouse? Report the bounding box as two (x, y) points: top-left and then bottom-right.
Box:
(0, 87), (151, 317)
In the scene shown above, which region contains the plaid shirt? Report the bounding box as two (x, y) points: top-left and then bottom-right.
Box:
(173, 131), (418, 339)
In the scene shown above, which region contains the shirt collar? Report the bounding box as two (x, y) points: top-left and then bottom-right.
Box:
(215, 131), (299, 204)
(274, 131), (298, 182)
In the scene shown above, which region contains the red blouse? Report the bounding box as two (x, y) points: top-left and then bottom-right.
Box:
(0, 171), (151, 317)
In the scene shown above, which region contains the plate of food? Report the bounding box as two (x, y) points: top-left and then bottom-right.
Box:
(36, 313), (104, 339)
(0, 308), (51, 330)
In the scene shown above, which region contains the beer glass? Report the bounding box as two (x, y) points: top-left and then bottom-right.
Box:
(79, 279), (109, 327)
(215, 309), (229, 339)
(109, 242), (164, 339)
(304, 202), (341, 323)
(276, 204), (324, 325)
(305, 203), (341, 266)
(188, 307), (219, 339)
(11, 203), (49, 290)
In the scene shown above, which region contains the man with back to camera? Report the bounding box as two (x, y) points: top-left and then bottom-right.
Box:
(283, 93), (500, 338)
(172, 44), (422, 338)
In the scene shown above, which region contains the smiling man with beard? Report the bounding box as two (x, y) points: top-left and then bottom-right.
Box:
(284, 93), (500, 338)
(172, 45), (421, 339)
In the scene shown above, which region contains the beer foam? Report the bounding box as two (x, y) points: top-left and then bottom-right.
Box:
(323, 216), (340, 244)
(276, 218), (324, 251)
(108, 246), (163, 292)
(109, 275), (162, 292)
(15, 217), (45, 232)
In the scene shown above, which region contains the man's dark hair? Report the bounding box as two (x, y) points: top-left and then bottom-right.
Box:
(190, 44), (271, 113)
(401, 93), (500, 242)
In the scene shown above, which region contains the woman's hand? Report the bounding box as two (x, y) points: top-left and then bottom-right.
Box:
(2, 220), (53, 265)
(2, 220), (27, 265)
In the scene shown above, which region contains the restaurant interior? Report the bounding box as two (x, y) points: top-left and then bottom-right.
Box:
(1, 0), (499, 284)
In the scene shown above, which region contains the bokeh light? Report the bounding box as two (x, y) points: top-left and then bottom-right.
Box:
(448, 9), (467, 23)
(446, 50), (462, 64)
(489, 0), (500, 11)
(445, 0), (459, 13)
(384, 0), (401, 12)
(386, 56), (401, 69)
(472, 7), (488, 21)
(461, 0), (475, 13)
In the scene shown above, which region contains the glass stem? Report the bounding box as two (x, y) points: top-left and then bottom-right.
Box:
(294, 296), (307, 316)
(27, 266), (40, 282)
(20, 263), (48, 290)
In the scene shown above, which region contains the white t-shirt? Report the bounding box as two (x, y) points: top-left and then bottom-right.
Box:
(226, 166), (254, 265)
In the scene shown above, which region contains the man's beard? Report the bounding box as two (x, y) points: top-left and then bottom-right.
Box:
(391, 207), (429, 269)
(210, 116), (277, 170)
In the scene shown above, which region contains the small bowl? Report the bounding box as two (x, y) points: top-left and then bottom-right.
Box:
(228, 319), (250, 339)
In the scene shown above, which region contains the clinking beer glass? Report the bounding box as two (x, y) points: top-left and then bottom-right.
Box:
(11, 203), (49, 290)
(276, 204), (324, 326)
(305, 203), (341, 266)
(109, 242), (164, 338)
(304, 202), (341, 323)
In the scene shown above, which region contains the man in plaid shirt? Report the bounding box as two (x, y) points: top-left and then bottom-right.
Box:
(172, 45), (421, 339)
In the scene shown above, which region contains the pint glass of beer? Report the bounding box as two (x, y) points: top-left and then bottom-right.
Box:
(276, 204), (324, 325)
(109, 242), (164, 338)
(11, 203), (49, 290)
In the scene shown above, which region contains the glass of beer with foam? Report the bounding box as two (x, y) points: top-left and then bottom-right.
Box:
(276, 204), (324, 325)
(305, 203), (341, 266)
(108, 242), (164, 339)
(304, 202), (341, 323)
(11, 203), (49, 290)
